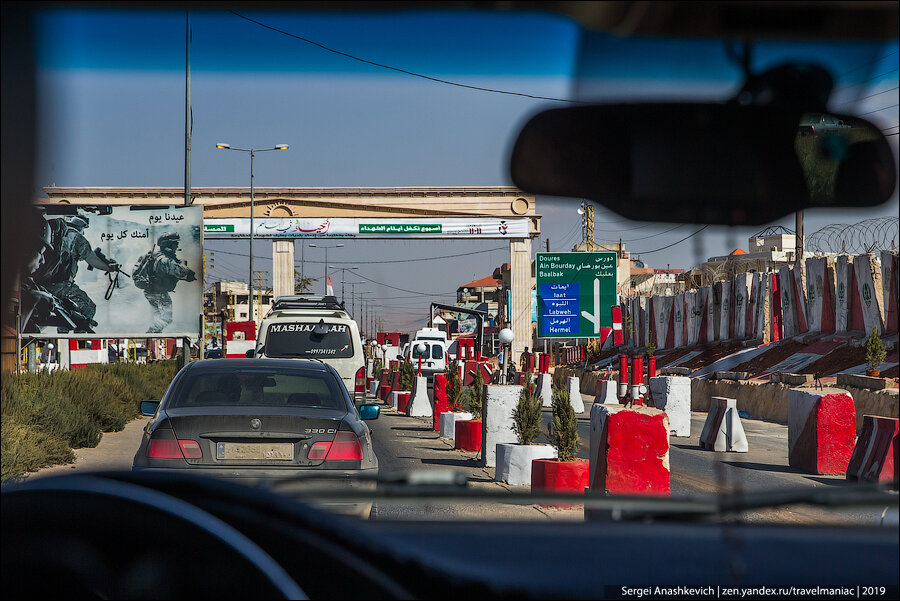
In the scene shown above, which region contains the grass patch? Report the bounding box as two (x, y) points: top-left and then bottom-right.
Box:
(1, 361), (175, 482)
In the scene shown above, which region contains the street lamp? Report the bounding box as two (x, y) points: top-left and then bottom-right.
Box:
(216, 142), (288, 322)
(498, 328), (515, 384)
(308, 243), (344, 296)
(328, 265), (359, 305)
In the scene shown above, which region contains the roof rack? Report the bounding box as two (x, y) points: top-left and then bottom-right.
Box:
(271, 295), (346, 312)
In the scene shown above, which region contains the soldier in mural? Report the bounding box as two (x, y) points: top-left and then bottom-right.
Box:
(24, 213), (121, 333)
(134, 233), (197, 333)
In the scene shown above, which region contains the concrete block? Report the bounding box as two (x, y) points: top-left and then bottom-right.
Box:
(649, 376), (691, 437)
(495, 443), (556, 486)
(407, 376), (432, 417)
(588, 404), (670, 496)
(537, 373), (553, 408)
(699, 397), (748, 452)
(482, 385), (522, 467)
(836, 372), (893, 391)
(594, 379), (619, 405)
(788, 388), (856, 475)
(712, 371), (750, 381)
(369, 380), (379, 397)
(847, 415), (898, 483)
(853, 253), (885, 334)
(390, 391), (401, 412)
(770, 373), (814, 386)
(660, 366), (691, 376)
(567, 376), (585, 414)
(439, 411), (472, 440)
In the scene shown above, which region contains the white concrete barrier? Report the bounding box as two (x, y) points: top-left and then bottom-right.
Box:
(495, 443), (556, 486)
(656, 295), (674, 350)
(649, 376), (691, 437)
(537, 373), (553, 408)
(699, 397), (748, 452)
(567, 376), (585, 414)
(369, 380), (379, 397)
(881, 250), (898, 333)
(594, 379), (619, 405)
(733, 273), (750, 339)
(672, 294), (684, 348)
(407, 376), (432, 417)
(854, 253), (885, 334)
(791, 263), (809, 334)
(391, 391), (400, 411)
(482, 385), (522, 467)
(439, 411), (472, 440)
(835, 255), (852, 332)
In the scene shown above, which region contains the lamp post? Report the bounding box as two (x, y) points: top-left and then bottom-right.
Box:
(498, 328), (515, 384)
(215, 142), (288, 321)
(309, 243), (344, 296)
(328, 265), (359, 306)
(415, 342), (427, 376)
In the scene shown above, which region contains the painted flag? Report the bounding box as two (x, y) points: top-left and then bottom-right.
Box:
(326, 274), (334, 296)
(611, 305), (624, 346)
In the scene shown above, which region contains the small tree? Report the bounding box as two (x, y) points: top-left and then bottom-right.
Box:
(548, 385), (579, 461)
(372, 357), (383, 377)
(447, 365), (464, 412)
(399, 357), (415, 391)
(647, 338), (657, 358)
(512, 373), (542, 445)
(468, 367), (484, 419)
(865, 326), (887, 372)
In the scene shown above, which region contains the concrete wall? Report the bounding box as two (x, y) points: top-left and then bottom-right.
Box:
(690, 378), (898, 435)
(881, 250), (898, 333)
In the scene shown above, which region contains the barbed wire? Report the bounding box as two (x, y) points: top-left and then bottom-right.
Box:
(806, 216), (899, 254)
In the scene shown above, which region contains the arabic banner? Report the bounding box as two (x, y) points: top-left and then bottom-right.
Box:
(536, 252), (618, 338)
(22, 205), (202, 338)
(203, 217), (530, 239)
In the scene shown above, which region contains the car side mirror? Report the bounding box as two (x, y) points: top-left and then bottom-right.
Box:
(359, 404), (380, 420)
(140, 400), (160, 416)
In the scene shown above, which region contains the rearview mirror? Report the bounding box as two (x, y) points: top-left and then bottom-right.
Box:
(510, 104), (896, 226)
(359, 404), (380, 420)
(139, 400), (160, 416)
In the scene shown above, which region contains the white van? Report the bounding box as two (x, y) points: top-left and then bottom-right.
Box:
(408, 327), (449, 378)
(252, 296), (366, 400)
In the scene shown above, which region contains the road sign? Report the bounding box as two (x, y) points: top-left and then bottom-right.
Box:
(536, 252), (617, 338)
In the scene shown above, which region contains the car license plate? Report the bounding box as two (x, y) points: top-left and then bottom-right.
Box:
(216, 442), (294, 461)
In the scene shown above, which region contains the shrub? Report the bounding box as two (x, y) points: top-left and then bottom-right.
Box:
(399, 357), (415, 391)
(372, 358), (383, 379)
(1, 360), (175, 482)
(865, 326), (887, 371)
(512, 373), (542, 445)
(548, 384), (579, 461)
(447, 365), (463, 412)
(465, 368), (484, 420)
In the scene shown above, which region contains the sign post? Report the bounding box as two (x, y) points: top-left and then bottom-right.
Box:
(536, 252), (617, 340)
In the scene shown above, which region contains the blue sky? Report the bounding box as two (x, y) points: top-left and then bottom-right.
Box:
(33, 8), (899, 332)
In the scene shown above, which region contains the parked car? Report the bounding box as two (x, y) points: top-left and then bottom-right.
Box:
(798, 112), (853, 136)
(251, 295), (367, 402)
(132, 358), (380, 517)
(203, 348), (223, 359)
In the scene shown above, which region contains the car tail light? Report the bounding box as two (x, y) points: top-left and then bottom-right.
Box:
(308, 441), (331, 461)
(355, 366), (366, 392)
(147, 429), (202, 459)
(325, 431), (363, 460)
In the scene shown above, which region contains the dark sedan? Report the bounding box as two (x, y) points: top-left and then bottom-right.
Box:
(133, 359), (380, 517)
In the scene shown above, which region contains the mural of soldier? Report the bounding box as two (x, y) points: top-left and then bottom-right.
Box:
(25, 213), (120, 333)
(138, 233), (197, 333)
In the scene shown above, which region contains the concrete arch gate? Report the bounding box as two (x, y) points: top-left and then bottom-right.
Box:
(40, 186), (540, 363)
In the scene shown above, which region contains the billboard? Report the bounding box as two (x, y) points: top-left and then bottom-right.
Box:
(204, 217), (530, 239)
(22, 206), (202, 338)
(536, 252), (618, 338)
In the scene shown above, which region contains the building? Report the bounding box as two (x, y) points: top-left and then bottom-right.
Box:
(208, 281), (273, 324)
(628, 258), (686, 297)
(700, 231), (801, 286)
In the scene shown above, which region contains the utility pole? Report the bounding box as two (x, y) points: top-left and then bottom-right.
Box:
(545, 238), (550, 252)
(253, 270), (266, 323)
(795, 210), (804, 265)
(184, 9), (194, 363)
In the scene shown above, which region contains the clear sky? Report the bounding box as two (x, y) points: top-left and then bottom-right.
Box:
(33, 7), (899, 332)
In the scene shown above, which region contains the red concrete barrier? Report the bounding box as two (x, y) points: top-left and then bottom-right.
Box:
(589, 405), (670, 496)
(432, 373), (450, 431)
(847, 415), (898, 484)
(397, 392), (411, 414)
(454, 420), (482, 451)
(788, 389), (857, 475)
(532, 459), (589, 506)
(379, 369), (391, 403)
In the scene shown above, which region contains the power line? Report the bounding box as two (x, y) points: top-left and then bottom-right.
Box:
(836, 49), (899, 78)
(630, 225), (710, 254)
(835, 67), (900, 91)
(229, 10), (580, 104)
(836, 85), (900, 106)
(621, 223), (684, 242)
(858, 103), (900, 116)
(203, 244), (509, 264)
(350, 270), (457, 295)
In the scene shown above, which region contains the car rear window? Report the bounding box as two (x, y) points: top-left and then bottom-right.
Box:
(169, 368), (346, 410)
(264, 322), (354, 358)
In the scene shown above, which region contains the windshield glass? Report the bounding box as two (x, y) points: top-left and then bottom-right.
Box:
(265, 322), (354, 358)
(5, 4), (898, 536)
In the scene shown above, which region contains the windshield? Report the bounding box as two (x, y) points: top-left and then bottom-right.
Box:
(5, 2), (899, 537)
(264, 322), (354, 358)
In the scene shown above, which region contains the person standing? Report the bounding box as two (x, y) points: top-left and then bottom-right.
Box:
(138, 233), (196, 333)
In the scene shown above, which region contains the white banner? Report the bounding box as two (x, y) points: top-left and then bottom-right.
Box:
(204, 217), (530, 239)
